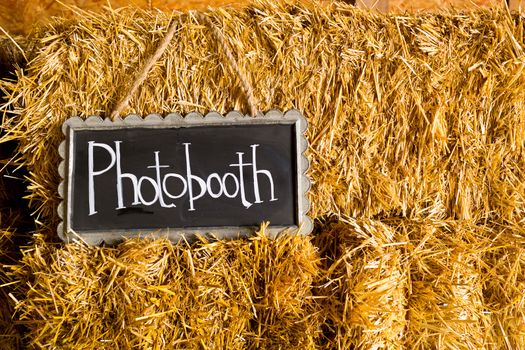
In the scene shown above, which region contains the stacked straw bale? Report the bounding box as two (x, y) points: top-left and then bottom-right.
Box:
(481, 221), (525, 349)
(0, 0), (505, 36)
(0, 37), (31, 350)
(398, 220), (493, 349)
(7, 217), (525, 348)
(3, 2), (525, 228)
(0, 219), (20, 350)
(2, 1), (525, 348)
(244, 224), (321, 349)
(313, 218), (407, 349)
(0, 75), (21, 350)
(8, 226), (320, 349)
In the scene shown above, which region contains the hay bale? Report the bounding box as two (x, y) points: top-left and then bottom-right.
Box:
(400, 220), (493, 349)
(314, 218), (407, 349)
(9, 225), (320, 349)
(11, 235), (248, 348)
(3, 2), (525, 347)
(244, 224), (321, 349)
(481, 222), (525, 349)
(0, 224), (20, 350)
(5, 215), (525, 349)
(3, 3), (525, 230)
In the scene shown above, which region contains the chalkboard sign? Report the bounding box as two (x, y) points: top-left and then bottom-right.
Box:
(58, 110), (311, 244)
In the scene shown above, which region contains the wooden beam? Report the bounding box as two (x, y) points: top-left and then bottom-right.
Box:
(356, 0), (389, 12)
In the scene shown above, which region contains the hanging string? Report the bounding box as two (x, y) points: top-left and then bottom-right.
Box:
(110, 12), (258, 119)
(110, 18), (179, 119)
(194, 12), (258, 117)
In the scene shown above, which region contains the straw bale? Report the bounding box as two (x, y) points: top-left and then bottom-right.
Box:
(8, 225), (320, 349)
(3, 3), (525, 347)
(313, 218), (407, 349)
(10, 235), (248, 348)
(481, 221), (525, 349)
(0, 224), (19, 350)
(3, 3), (525, 232)
(399, 220), (493, 349)
(244, 224), (321, 349)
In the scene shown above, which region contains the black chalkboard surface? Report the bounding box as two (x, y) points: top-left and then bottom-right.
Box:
(58, 110), (311, 244)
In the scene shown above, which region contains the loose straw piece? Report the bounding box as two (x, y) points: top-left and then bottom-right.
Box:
(194, 12), (258, 117)
(110, 19), (179, 119)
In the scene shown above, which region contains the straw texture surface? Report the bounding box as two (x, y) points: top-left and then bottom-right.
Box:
(481, 221), (525, 349)
(400, 220), (492, 349)
(4, 2), (525, 228)
(5, 219), (525, 348)
(314, 218), (407, 349)
(0, 218), (20, 350)
(9, 226), (321, 349)
(1, 2), (525, 349)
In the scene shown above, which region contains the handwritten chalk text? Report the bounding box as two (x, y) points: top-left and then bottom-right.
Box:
(87, 142), (278, 215)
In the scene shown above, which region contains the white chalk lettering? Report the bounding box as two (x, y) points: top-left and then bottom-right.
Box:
(184, 143), (207, 211)
(162, 173), (187, 200)
(251, 144), (277, 203)
(229, 152), (253, 209)
(222, 173), (239, 198)
(86, 141), (278, 214)
(206, 173), (224, 199)
(88, 141), (116, 216)
(137, 176), (159, 205)
(115, 141), (140, 209)
(148, 152), (176, 208)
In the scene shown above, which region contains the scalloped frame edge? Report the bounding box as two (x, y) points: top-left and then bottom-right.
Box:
(58, 109), (312, 245)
